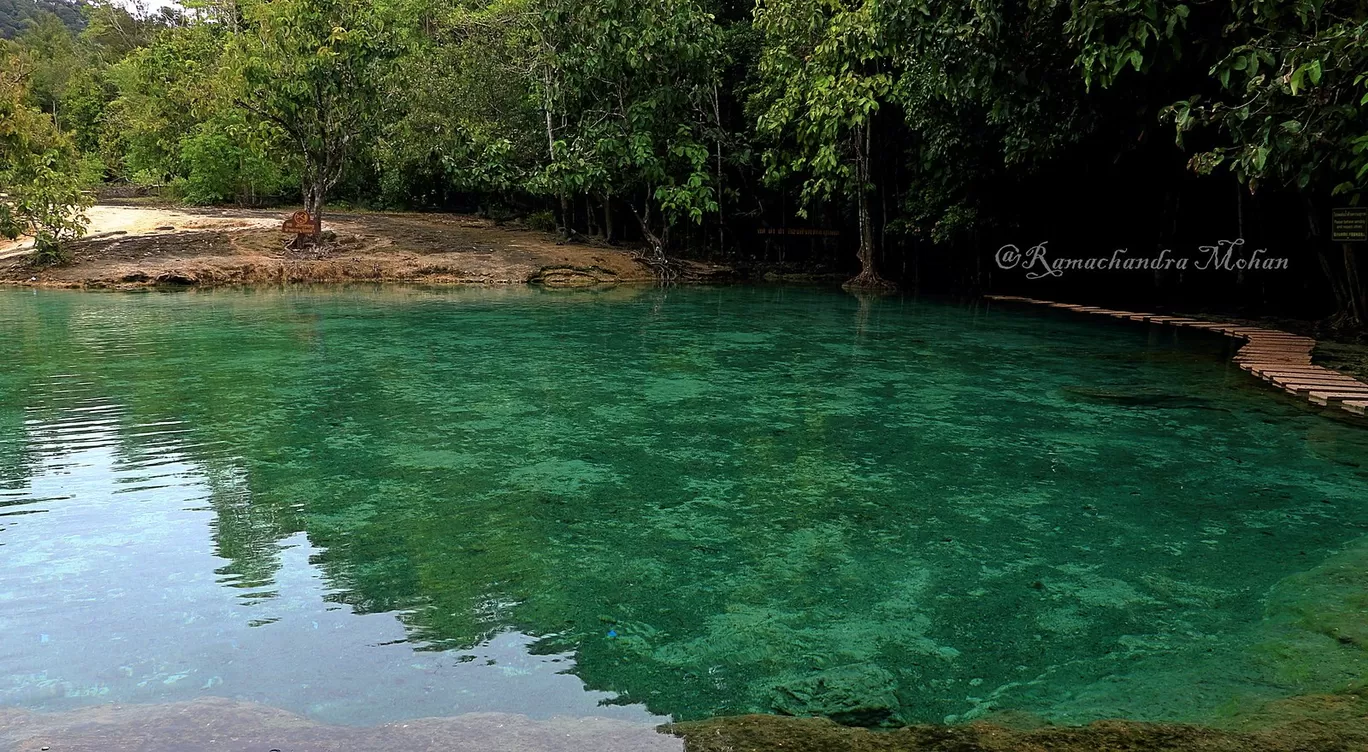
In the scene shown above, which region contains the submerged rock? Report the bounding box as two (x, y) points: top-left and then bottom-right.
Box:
(667, 693), (1368, 751)
(767, 664), (899, 727)
(1060, 386), (1221, 410)
(529, 265), (621, 288)
(0, 698), (681, 752)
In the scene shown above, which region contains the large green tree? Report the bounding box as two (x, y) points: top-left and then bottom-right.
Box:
(751, 0), (894, 288)
(229, 0), (398, 235)
(377, 0), (545, 211)
(537, 0), (724, 258)
(0, 0), (84, 39)
(0, 42), (90, 262)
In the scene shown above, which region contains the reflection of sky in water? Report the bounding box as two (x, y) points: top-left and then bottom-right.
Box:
(0, 386), (660, 726)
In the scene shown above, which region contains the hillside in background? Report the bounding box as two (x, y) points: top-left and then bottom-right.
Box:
(0, 0), (84, 37)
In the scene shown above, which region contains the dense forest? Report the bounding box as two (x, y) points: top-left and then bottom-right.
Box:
(0, 0), (84, 38)
(1, 0), (1366, 323)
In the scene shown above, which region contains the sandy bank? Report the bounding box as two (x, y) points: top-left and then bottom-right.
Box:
(0, 206), (727, 289)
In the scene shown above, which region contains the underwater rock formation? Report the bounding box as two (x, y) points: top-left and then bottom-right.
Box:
(767, 664), (900, 727)
(667, 690), (1368, 751)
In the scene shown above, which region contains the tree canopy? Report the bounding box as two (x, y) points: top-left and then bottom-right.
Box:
(3, 0), (1366, 318)
(1, 39), (90, 260)
(0, 0), (85, 39)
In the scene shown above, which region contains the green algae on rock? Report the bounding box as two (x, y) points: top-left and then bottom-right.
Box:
(767, 664), (900, 727)
(666, 691), (1368, 752)
(1250, 532), (1368, 692)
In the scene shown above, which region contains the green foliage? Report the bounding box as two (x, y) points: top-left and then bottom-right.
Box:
(176, 117), (291, 204)
(536, 0), (724, 233)
(0, 0), (84, 39)
(1202, 4), (1367, 197)
(376, 0), (729, 241)
(1073, 0), (1368, 198)
(81, 0), (175, 62)
(58, 67), (113, 154)
(1068, 0), (1190, 91)
(104, 21), (242, 184)
(751, 0), (889, 208)
(0, 44), (90, 262)
(229, 0), (401, 216)
(887, 1), (1092, 242)
(525, 209), (557, 232)
(7, 156), (89, 262)
(375, 0), (545, 208)
(17, 11), (76, 115)
(3, 0), (1366, 292)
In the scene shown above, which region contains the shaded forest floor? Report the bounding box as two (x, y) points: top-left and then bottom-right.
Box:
(0, 204), (730, 289)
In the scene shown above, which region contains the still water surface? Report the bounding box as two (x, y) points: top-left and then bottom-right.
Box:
(1, 286), (1367, 727)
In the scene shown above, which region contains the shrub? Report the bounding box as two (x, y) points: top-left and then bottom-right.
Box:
(525, 209), (556, 232)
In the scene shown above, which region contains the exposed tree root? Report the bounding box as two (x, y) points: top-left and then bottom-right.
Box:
(631, 248), (682, 282)
(843, 269), (898, 292)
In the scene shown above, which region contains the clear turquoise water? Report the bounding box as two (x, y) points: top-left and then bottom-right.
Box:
(1, 285), (1367, 728)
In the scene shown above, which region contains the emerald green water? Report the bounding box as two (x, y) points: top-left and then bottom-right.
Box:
(2, 285), (1367, 728)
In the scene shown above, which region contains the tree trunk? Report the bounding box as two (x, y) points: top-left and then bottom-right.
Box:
(1343, 243), (1367, 327)
(844, 122), (895, 291)
(559, 195), (573, 241)
(541, 89), (575, 242)
(628, 193), (678, 281)
(287, 179), (326, 251)
(713, 82), (725, 254)
(631, 197), (665, 259)
(1317, 248), (1352, 319)
(1307, 197), (1362, 328)
(304, 180), (324, 238)
(1234, 178), (1247, 289)
(601, 193), (616, 244)
(586, 194), (599, 237)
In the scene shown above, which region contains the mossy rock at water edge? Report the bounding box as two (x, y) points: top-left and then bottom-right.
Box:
(766, 664), (900, 727)
(666, 693), (1368, 751)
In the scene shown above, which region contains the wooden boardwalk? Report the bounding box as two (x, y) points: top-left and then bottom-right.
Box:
(985, 295), (1368, 419)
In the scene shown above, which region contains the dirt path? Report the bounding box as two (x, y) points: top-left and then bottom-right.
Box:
(0, 205), (725, 288)
(0, 205), (278, 259)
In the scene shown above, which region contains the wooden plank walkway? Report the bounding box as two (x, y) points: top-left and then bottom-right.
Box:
(985, 295), (1368, 419)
